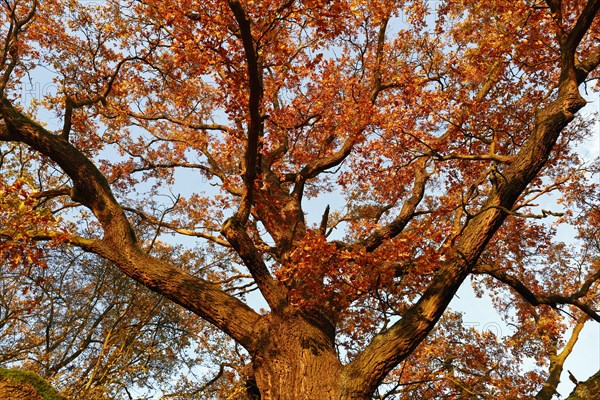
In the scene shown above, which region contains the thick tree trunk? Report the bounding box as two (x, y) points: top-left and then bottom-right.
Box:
(251, 314), (348, 399)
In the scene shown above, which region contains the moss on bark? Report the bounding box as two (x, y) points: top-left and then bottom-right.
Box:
(0, 368), (68, 400)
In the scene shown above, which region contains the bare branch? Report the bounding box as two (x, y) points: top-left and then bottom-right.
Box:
(127, 111), (230, 132)
(473, 265), (600, 322)
(123, 206), (231, 247)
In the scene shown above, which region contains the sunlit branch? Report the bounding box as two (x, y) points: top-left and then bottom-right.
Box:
(0, 228), (101, 251)
(0, 102), (261, 351)
(516, 173), (575, 209)
(535, 314), (588, 400)
(477, 205), (564, 219)
(122, 206), (231, 247)
(226, 281), (259, 297)
(30, 188), (72, 199)
(354, 158), (429, 252)
(127, 111), (230, 132)
(435, 153), (514, 163)
(213, 274), (253, 286)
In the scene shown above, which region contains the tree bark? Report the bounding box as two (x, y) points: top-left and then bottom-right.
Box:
(565, 370), (600, 400)
(251, 314), (345, 400)
(1, 1), (599, 399)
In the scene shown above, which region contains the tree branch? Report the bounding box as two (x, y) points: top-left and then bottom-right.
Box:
(353, 158), (429, 252)
(473, 265), (600, 322)
(576, 46), (600, 83)
(341, 12), (594, 392)
(0, 101), (261, 351)
(566, 0), (600, 51)
(0, 228), (101, 251)
(221, 217), (288, 311)
(535, 315), (588, 400)
(228, 0), (264, 223)
(122, 206), (231, 247)
(127, 111), (230, 132)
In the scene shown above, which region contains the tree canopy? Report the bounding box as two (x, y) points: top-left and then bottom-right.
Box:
(0, 0), (599, 399)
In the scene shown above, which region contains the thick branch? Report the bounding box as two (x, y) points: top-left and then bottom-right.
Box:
(342, 24), (592, 394)
(535, 315), (588, 400)
(0, 229), (101, 251)
(566, 0), (600, 51)
(296, 135), (357, 182)
(370, 16), (389, 101)
(557, 0), (600, 90)
(566, 369), (600, 400)
(228, 0), (264, 223)
(0, 101), (261, 350)
(576, 45), (600, 83)
(221, 217), (288, 310)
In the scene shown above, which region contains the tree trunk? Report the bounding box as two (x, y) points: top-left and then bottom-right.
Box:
(251, 314), (348, 399)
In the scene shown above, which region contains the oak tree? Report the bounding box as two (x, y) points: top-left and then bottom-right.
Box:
(1, 0), (599, 398)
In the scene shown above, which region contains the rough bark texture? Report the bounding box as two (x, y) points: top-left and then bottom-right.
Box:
(251, 314), (344, 400)
(0, 1), (599, 399)
(565, 370), (600, 400)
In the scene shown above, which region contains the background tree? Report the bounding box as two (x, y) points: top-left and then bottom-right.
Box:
(0, 0), (599, 399)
